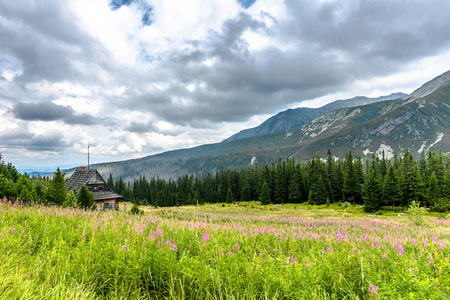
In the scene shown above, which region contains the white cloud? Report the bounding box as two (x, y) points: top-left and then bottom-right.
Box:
(1, 0), (450, 168)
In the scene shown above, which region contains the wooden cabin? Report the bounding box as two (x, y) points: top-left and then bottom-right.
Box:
(66, 166), (125, 210)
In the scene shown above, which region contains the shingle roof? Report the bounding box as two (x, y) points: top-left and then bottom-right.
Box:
(66, 169), (98, 191)
(66, 168), (126, 201)
(94, 191), (125, 201)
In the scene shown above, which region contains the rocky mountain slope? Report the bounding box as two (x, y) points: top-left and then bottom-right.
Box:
(284, 70), (450, 159)
(223, 93), (406, 142)
(74, 71), (449, 181)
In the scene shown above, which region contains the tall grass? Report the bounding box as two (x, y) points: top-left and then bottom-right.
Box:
(1, 199), (450, 299)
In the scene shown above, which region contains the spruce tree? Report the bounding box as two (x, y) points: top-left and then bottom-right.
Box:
(288, 171), (302, 203)
(46, 168), (66, 205)
(363, 159), (383, 212)
(259, 182), (271, 205)
(226, 188), (233, 204)
(240, 180), (251, 202)
(0, 175), (14, 199)
(382, 165), (401, 209)
(426, 172), (441, 206)
(77, 185), (95, 209)
(400, 150), (420, 206)
(107, 174), (114, 190)
(274, 161), (287, 204)
(343, 152), (362, 203)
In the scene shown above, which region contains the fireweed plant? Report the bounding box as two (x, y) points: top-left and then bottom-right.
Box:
(1, 199), (450, 299)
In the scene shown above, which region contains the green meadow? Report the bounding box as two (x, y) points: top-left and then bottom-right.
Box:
(1, 200), (450, 299)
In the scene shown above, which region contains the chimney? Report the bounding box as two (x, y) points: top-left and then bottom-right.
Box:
(80, 166), (86, 172)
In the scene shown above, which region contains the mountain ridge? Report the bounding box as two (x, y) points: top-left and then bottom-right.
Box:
(223, 92), (407, 142)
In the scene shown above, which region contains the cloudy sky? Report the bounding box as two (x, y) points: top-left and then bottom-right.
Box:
(1, 0), (450, 169)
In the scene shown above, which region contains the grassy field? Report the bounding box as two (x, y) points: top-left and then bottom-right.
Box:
(2, 199), (450, 299)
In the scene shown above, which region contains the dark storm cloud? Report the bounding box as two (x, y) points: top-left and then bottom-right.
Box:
(126, 0), (450, 127)
(13, 102), (98, 125)
(0, 126), (67, 151)
(281, 0), (450, 64)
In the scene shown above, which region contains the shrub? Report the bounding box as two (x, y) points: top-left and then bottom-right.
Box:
(429, 198), (450, 213)
(130, 203), (144, 215)
(406, 200), (428, 226)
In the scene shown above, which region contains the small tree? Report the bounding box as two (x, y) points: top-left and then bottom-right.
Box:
(46, 168), (67, 205)
(77, 185), (95, 209)
(130, 203), (144, 215)
(64, 190), (77, 207)
(406, 200), (428, 226)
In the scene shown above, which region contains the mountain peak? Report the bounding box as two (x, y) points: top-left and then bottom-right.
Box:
(403, 70), (450, 102)
(223, 92), (406, 142)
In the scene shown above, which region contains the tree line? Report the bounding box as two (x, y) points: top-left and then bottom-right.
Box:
(108, 149), (450, 212)
(0, 154), (95, 209)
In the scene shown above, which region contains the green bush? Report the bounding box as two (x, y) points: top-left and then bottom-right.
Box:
(406, 200), (428, 226)
(130, 203), (144, 215)
(429, 198), (450, 213)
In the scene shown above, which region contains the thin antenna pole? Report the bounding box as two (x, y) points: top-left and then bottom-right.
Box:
(88, 144), (90, 170)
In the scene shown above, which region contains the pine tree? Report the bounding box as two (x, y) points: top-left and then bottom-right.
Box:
(426, 172), (441, 206)
(354, 155), (365, 186)
(326, 150), (341, 202)
(226, 187), (233, 204)
(240, 180), (251, 202)
(400, 150), (420, 206)
(343, 152), (362, 204)
(77, 185), (95, 209)
(0, 174), (14, 199)
(259, 182), (271, 205)
(363, 158), (383, 212)
(107, 173), (114, 190)
(46, 168), (66, 205)
(64, 190), (77, 207)
(288, 171), (302, 203)
(274, 160), (287, 204)
(382, 165), (401, 209)
(379, 150), (388, 178)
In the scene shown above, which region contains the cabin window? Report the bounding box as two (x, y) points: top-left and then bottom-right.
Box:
(99, 186), (103, 191)
(103, 203), (109, 210)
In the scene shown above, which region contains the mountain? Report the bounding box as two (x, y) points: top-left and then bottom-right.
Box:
(68, 71), (449, 182)
(284, 70), (450, 160)
(223, 93), (407, 142)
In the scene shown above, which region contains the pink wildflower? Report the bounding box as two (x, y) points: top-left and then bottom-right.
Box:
(368, 285), (377, 296)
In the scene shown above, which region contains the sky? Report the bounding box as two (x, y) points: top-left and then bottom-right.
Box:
(1, 0), (450, 169)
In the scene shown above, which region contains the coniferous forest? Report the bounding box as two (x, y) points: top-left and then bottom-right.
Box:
(108, 149), (450, 213)
(1, 149), (450, 213)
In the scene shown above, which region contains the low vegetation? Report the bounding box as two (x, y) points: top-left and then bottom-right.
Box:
(1, 199), (450, 299)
